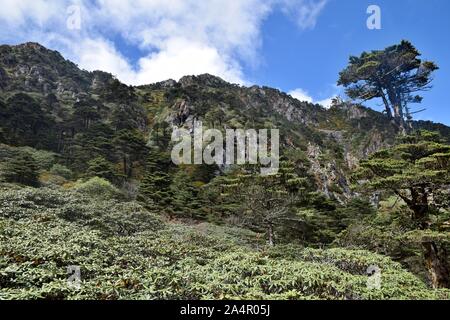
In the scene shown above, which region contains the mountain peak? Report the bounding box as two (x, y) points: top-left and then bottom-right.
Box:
(179, 74), (231, 88)
(16, 42), (47, 50)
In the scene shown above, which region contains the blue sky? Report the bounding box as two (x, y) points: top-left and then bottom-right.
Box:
(248, 0), (450, 124)
(0, 0), (449, 124)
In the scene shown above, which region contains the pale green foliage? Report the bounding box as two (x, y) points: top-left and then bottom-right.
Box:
(1, 187), (448, 300)
(49, 164), (73, 180)
(73, 177), (122, 200)
(19, 147), (57, 171)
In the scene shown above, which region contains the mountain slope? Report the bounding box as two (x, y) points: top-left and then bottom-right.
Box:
(1, 42), (450, 299)
(1, 43), (450, 200)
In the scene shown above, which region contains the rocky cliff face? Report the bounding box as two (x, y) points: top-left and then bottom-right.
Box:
(1, 43), (449, 199)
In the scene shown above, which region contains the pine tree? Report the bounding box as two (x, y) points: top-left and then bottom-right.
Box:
(2, 151), (39, 187)
(338, 40), (438, 131)
(221, 160), (308, 246)
(69, 123), (116, 173)
(3, 93), (52, 147)
(354, 130), (450, 288)
(170, 169), (206, 219)
(113, 130), (148, 178)
(355, 130), (450, 227)
(73, 98), (101, 129)
(137, 148), (173, 214)
(85, 156), (119, 183)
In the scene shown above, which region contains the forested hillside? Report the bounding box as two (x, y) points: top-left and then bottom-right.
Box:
(0, 42), (449, 299)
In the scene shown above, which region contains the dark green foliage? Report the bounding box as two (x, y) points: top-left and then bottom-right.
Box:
(294, 195), (375, 245)
(73, 97), (102, 129)
(170, 169), (208, 220)
(0, 128), (5, 144)
(338, 40), (438, 130)
(1, 42), (450, 299)
(101, 78), (136, 103)
(113, 130), (148, 178)
(354, 130), (450, 227)
(220, 160), (309, 246)
(85, 156), (119, 183)
(137, 148), (173, 213)
(49, 164), (73, 180)
(1, 150), (39, 187)
(110, 104), (147, 131)
(353, 130), (450, 288)
(200, 174), (241, 220)
(0, 93), (54, 148)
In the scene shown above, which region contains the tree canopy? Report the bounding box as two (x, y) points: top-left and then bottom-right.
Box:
(338, 40), (438, 131)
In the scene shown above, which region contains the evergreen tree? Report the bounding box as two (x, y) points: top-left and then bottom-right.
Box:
(137, 148), (173, 214)
(68, 123), (117, 173)
(222, 160), (308, 246)
(202, 173), (241, 220)
(103, 78), (136, 102)
(3, 93), (52, 147)
(0, 127), (5, 144)
(113, 130), (148, 178)
(73, 98), (101, 129)
(355, 130), (450, 227)
(170, 169), (206, 219)
(85, 156), (119, 183)
(110, 104), (146, 131)
(338, 41), (438, 131)
(354, 130), (450, 288)
(2, 151), (39, 187)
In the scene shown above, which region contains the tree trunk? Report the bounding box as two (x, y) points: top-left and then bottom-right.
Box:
(268, 224), (275, 247)
(387, 87), (405, 133)
(123, 156), (127, 176)
(380, 90), (393, 119)
(409, 187), (429, 229)
(127, 162), (133, 178)
(422, 241), (450, 288)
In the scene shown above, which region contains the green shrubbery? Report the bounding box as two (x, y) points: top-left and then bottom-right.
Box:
(49, 164), (73, 180)
(73, 177), (123, 200)
(1, 186), (448, 300)
(0, 186), (162, 235)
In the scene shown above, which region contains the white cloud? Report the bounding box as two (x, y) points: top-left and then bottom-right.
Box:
(281, 0), (328, 29)
(289, 88), (334, 108)
(68, 37), (245, 86)
(76, 38), (136, 84)
(135, 38), (245, 85)
(0, 0), (328, 85)
(0, 0), (63, 26)
(288, 88), (314, 103)
(316, 97), (333, 109)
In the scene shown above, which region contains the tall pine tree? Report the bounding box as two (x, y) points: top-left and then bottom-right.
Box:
(354, 130), (450, 288)
(137, 148), (173, 214)
(221, 160), (308, 246)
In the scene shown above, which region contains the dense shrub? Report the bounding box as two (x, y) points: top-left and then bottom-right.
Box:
(73, 177), (122, 200)
(49, 164), (73, 180)
(0, 187), (162, 236)
(1, 187), (448, 300)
